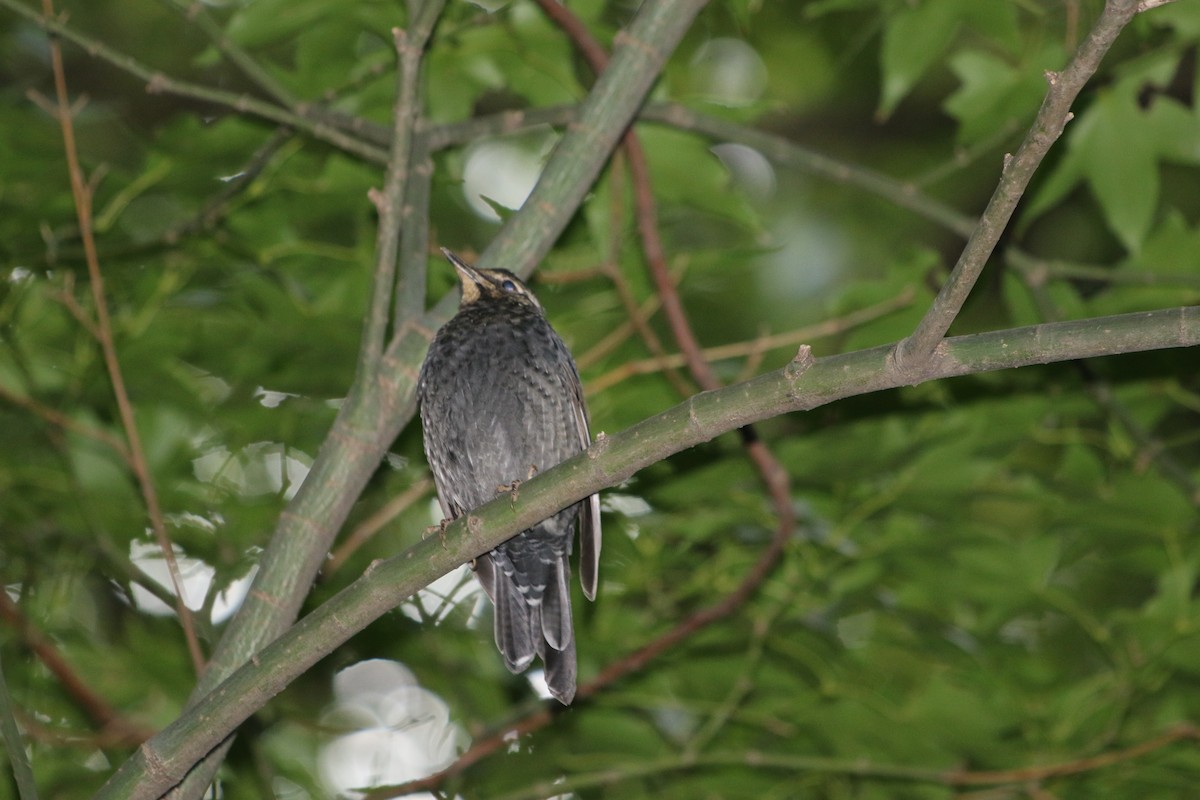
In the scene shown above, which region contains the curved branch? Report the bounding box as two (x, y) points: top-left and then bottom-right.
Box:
(95, 305), (1200, 800)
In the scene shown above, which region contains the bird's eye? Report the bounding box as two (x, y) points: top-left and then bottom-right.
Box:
(500, 279), (517, 292)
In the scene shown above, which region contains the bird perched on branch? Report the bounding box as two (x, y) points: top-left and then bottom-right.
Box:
(417, 248), (601, 705)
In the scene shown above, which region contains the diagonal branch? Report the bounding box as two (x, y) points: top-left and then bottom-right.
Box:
(362, 4), (444, 374)
(895, 0), (1143, 368)
(0, 0), (388, 163)
(0, 384), (130, 460)
(168, 5), (445, 798)
(159, 0), (297, 106)
(475, 0), (709, 277)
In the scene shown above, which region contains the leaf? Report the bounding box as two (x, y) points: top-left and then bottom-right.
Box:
(944, 45), (1060, 145)
(226, 0), (337, 49)
(1147, 97), (1200, 166)
(878, 0), (963, 119)
(1082, 91), (1160, 253)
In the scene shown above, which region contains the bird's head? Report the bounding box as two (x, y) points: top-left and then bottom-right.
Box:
(442, 248), (543, 312)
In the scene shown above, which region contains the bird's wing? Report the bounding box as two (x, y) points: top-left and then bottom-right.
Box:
(563, 353), (601, 601)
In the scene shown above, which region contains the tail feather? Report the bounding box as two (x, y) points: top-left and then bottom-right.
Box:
(540, 555), (573, 650)
(480, 541), (579, 703)
(539, 635), (578, 705)
(492, 564), (536, 672)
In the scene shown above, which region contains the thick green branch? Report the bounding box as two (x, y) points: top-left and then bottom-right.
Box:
(116, 1), (709, 796)
(95, 305), (1199, 800)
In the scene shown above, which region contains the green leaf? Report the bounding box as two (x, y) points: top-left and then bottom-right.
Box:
(879, 0), (963, 118)
(1083, 92), (1160, 253)
(944, 44), (1061, 144)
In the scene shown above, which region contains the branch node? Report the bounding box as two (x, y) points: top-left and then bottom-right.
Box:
(786, 345), (815, 381)
(612, 29), (660, 60)
(588, 431), (610, 459)
(139, 740), (170, 781)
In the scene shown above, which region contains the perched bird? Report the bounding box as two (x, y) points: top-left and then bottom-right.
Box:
(417, 249), (601, 705)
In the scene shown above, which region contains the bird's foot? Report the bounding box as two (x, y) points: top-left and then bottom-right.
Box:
(497, 465), (539, 505)
(423, 518), (451, 549)
(496, 479), (521, 504)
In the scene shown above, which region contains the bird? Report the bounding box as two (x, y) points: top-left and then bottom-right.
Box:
(417, 248), (601, 705)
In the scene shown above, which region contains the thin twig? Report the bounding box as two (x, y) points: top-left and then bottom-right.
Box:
(39, 0), (206, 676)
(587, 287), (916, 395)
(365, 0), (442, 366)
(590, 147), (692, 395)
(0, 592), (153, 745)
(0, 0), (388, 163)
(598, 261), (694, 396)
(895, 0), (1143, 367)
(325, 477), (435, 574)
(945, 723), (1199, 785)
(162, 128), (297, 245)
(1012, 257), (1200, 506)
(161, 0), (297, 106)
(462, 723), (1200, 800)
(575, 286), (663, 370)
(911, 118), (1021, 187)
(0, 384), (130, 460)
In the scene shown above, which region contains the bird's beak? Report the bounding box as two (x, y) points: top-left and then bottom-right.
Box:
(442, 248), (483, 304)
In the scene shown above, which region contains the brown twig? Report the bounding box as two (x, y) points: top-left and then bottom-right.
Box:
(596, 148), (692, 395)
(596, 260), (694, 396)
(405, 722), (1200, 800)
(39, 0), (205, 676)
(0, 592), (153, 746)
(533, 0), (726, 393)
(0, 384), (130, 460)
(575, 287), (663, 370)
(587, 287), (917, 395)
(945, 723), (1199, 786)
(325, 478), (435, 575)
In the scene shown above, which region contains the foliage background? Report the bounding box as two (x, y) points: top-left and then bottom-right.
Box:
(0, 0), (1199, 798)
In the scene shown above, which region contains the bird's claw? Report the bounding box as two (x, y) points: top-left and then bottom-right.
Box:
(423, 518), (451, 549)
(496, 479), (521, 504)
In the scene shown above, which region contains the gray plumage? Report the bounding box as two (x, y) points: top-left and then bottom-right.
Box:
(417, 250), (601, 705)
